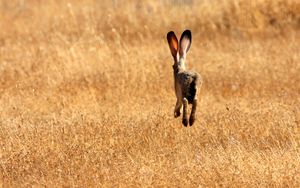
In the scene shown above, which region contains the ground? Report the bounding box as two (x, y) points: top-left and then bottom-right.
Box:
(0, 0), (300, 187)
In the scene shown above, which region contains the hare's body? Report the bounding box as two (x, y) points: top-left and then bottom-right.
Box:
(174, 68), (200, 104)
(167, 30), (202, 126)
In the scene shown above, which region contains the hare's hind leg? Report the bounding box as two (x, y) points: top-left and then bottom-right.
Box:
(189, 98), (197, 126)
(189, 77), (201, 126)
(182, 98), (188, 126)
(174, 99), (182, 118)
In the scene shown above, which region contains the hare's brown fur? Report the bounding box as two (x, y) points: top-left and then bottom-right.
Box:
(167, 30), (202, 126)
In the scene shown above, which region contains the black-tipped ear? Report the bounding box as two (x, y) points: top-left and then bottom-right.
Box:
(179, 30), (192, 58)
(167, 31), (179, 59)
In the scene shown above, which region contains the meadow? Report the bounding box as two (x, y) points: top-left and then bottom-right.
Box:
(1, 0), (300, 187)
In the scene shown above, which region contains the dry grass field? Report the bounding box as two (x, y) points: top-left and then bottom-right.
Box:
(1, 0), (300, 187)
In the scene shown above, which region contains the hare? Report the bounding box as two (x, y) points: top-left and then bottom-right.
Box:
(167, 30), (202, 126)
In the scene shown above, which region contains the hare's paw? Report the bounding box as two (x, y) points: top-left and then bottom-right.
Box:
(182, 118), (188, 127)
(189, 116), (195, 126)
(174, 110), (181, 118)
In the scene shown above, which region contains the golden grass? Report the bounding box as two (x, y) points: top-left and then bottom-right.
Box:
(1, 0), (300, 187)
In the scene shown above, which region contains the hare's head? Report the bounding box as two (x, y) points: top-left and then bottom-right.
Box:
(167, 30), (192, 73)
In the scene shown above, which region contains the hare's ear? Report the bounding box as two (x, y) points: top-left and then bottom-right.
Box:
(167, 31), (179, 60)
(179, 30), (192, 58)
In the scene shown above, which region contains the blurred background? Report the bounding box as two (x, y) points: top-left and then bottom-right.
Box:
(1, 0), (300, 38)
(1, 0), (300, 187)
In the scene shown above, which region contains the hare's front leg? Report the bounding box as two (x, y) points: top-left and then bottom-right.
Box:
(189, 98), (197, 126)
(182, 98), (188, 126)
(174, 99), (182, 118)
